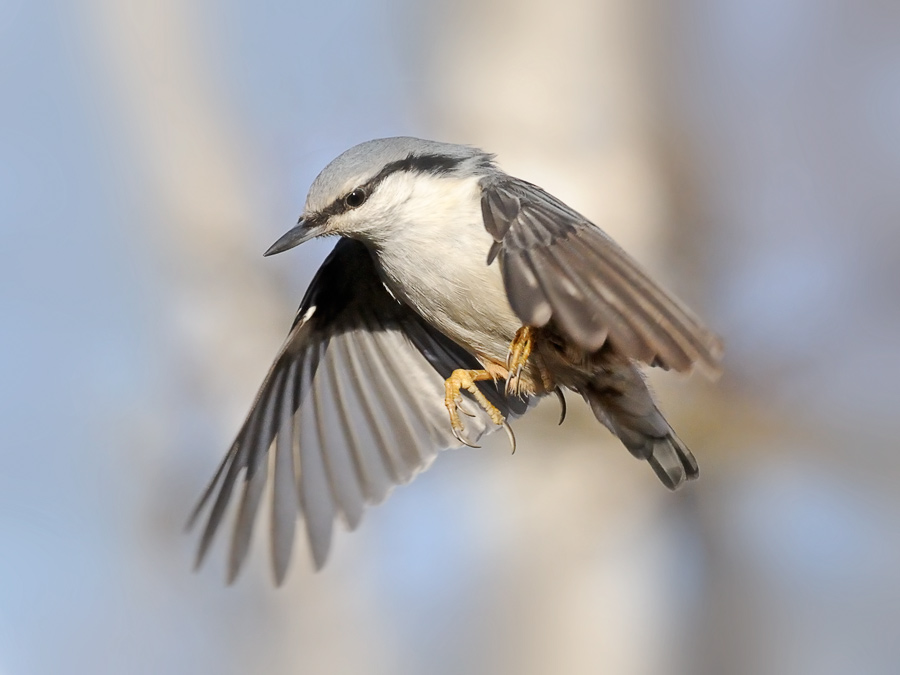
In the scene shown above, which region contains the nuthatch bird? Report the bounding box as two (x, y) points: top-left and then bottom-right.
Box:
(190, 137), (723, 583)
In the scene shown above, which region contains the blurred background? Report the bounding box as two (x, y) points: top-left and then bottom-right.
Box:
(2, 0), (899, 673)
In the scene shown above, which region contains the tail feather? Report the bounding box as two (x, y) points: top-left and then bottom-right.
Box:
(645, 432), (699, 489)
(580, 364), (699, 490)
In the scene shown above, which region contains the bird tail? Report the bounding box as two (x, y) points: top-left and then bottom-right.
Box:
(579, 367), (699, 490)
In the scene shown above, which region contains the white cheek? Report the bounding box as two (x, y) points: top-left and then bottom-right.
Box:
(327, 209), (373, 238)
(326, 172), (486, 247)
(329, 183), (410, 238)
(384, 174), (483, 235)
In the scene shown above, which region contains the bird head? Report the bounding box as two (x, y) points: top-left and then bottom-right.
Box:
(264, 137), (494, 255)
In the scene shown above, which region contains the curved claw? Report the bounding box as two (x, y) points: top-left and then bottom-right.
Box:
(554, 387), (567, 425)
(504, 365), (524, 397)
(452, 424), (481, 449)
(501, 420), (517, 454)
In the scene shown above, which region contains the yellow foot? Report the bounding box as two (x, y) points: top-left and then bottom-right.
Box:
(444, 369), (517, 453)
(505, 326), (535, 396)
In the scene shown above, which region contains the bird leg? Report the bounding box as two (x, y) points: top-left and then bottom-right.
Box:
(444, 369), (516, 452)
(505, 326), (565, 423)
(505, 326), (535, 396)
(443, 326), (538, 453)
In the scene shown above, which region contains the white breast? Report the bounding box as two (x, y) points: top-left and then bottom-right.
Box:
(364, 173), (522, 363)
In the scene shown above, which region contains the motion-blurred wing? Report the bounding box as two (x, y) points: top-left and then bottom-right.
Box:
(189, 238), (525, 583)
(481, 176), (723, 375)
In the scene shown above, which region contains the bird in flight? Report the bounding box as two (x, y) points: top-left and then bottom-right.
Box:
(189, 137), (723, 584)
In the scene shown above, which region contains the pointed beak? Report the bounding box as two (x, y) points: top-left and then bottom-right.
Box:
(264, 218), (326, 257)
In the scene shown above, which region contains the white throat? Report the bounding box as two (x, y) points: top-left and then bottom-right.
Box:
(360, 172), (521, 361)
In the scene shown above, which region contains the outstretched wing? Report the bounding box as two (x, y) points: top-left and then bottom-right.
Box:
(189, 238), (525, 583)
(480, 176), (723, 376)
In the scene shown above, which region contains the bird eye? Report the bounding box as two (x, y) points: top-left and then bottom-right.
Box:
(344, 188), (367, 209)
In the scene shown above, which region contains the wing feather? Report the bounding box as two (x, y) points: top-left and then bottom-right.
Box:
(295, 348), (336, 570)
(325, 350), (388, 505)
(270, 360), (299, 584)
(568, 235), (697, 368)
(228, 367), (286, 581)
(191, 238), (528, 581)
(313, 342), (365, 532)
(481, 177), (723, 375)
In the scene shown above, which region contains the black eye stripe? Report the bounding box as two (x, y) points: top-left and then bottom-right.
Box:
(317, 152), (472, 219)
